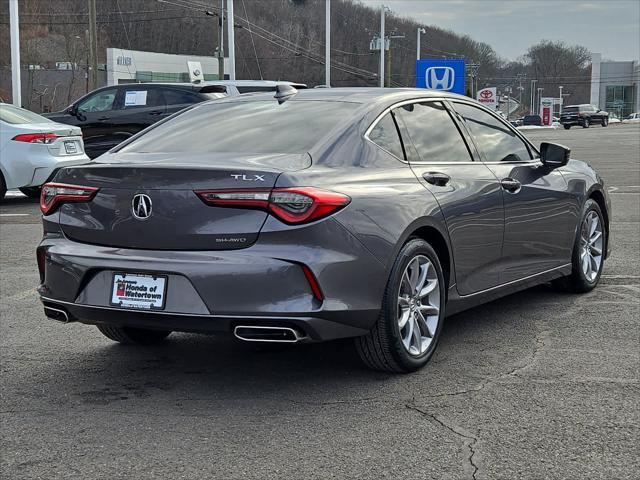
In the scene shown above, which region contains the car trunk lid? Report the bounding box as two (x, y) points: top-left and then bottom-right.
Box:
(53, 152), (310, 250)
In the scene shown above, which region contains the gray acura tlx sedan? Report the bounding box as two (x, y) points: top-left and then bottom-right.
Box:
(37, 87), (611, 373)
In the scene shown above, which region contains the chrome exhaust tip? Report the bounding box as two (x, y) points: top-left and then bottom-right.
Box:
(44, 306), (71, 323)
(233, 325), (305, 343)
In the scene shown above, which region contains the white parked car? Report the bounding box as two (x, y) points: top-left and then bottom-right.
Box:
(623, 113), (639, 123)
(0, 103), (89, 201)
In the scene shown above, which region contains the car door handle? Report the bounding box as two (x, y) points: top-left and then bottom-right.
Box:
(97, 116), (111, 121)
(148, 110), (164, 116)
(501, 177), (522, 193)
(423, 172), (451, 187)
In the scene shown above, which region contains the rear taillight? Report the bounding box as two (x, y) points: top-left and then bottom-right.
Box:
(12, 133), (59, 144)
(40, 183), (99, 215)
(195, 187), (350, 225)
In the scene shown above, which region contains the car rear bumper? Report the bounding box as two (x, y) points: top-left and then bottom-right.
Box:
(37, 218), (387, 341)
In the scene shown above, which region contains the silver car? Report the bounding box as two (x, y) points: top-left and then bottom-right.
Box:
(37, 87), (611, 373)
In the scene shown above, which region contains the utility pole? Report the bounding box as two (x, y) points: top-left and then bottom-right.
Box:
(325, 0), (330, 87)
(9, 0), (21, 106)
(416, 27), (425, 60)
(469, 63), (480, 98)
(227, 0), (236, 80)
(88, 0), (98, 90)
(379, 5), (386, 88)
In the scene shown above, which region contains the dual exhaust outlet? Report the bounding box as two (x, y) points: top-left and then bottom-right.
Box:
(44, 305), (305, 344)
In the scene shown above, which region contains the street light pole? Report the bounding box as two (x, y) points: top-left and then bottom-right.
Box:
(9, 0), (21, 106)
(325, 0), (330, 87)
(536, 87), (543, 115)
(530, 79), (537, 114)
(416, 27), (425, 60)
(559, 85), (563, 116)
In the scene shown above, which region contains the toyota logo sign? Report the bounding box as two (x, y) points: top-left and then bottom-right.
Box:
(480, 89), (493, 99)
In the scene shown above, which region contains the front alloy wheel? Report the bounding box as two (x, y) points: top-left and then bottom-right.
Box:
(356, 239), (445, 373)
(553, 199), (605, 293)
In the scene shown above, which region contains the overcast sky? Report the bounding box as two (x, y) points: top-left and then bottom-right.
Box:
(360, 0), (640, 61)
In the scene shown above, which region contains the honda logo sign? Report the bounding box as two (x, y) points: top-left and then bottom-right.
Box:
(425, 67), (455, 91)
(416, 60), (466, 95)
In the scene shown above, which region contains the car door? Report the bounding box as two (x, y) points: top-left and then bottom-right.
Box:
(110, 86), (168, 140)
(73, 87), (119, 158)
(392, 100), (505, 295)
(451, 101), (576, 283)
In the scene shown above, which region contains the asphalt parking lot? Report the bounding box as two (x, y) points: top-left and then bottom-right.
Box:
(1, 124), (638, 479)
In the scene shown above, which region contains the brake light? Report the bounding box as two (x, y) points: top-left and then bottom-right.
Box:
(40, 183), (99, 215)
(12, 133), (59, 144)
(195, 187), (350, 224)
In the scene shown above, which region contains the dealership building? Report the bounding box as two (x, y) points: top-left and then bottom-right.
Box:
(106, 48), (229, 85)
(590, 53), (639, 118)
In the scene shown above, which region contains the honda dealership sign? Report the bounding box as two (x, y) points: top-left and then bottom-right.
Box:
(476, 87), (498, 110)
(416, 59), (466, 95)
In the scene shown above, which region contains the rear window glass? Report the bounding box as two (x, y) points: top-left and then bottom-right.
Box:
(563, 107), (579, 114)
(119, 100), (358, 155)
(0, 104), (52, 124)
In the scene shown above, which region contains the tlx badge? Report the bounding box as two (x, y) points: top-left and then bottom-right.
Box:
(231, 174), (266, 182)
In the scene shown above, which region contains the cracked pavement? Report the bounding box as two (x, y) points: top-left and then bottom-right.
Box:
(1, 124), (639, 479)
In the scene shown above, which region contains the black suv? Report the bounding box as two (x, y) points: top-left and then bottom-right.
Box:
(560, 104), (609, 129)
(47, 81), (307, 158)
(46, 83), (227, 158)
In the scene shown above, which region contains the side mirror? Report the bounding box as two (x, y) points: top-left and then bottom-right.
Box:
(540, 142), (570, 168)
(66, 105), (78, 116)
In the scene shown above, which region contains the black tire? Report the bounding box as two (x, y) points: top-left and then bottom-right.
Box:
(582, 118), (590, 128)
(563, 124), (571, 130)
(0, 174), (6, 202)
(553, 199), (606, 293)
(601, 117), (608, 127)
(96, 325), (171, 345)
(19, 186), (41, 199)
(355, 239), (446, 373)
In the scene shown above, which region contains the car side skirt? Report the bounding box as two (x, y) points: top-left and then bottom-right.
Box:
(446, 264), (572, 316)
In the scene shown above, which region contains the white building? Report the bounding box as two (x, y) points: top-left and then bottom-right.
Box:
(590, 53), (639, 118)
(106, 48), (230, 86)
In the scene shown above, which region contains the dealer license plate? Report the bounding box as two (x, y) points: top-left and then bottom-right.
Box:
(110, 273), (167, 310)
(64, 140), (78, 154)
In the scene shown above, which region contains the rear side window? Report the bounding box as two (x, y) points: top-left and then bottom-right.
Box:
(368, 113), (405, 160)
(454, 103), (532, 162)
(236, 86), (277, 94)
(163, 89), (203, 105)
(119, 100), (358, 155)
(393, 101), (473, 163)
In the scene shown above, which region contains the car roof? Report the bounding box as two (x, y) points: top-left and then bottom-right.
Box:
(208, 87), (474, 105)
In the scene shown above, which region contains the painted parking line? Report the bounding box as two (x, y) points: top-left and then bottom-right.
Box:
(0, 213), (31, 217)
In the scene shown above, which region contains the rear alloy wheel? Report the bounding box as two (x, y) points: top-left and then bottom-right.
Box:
(553, 199), (605, 293)
(602, 117), (609, 127)
(356, 239), (445, 373)
(19, 186), (42, 199)
(97, 325), (171, 345)
(582, 118), (590, 128)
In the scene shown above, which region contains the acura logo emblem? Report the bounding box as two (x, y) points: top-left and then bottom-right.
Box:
(425, 66), (455, 91)
(132, 194), (152, 220)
